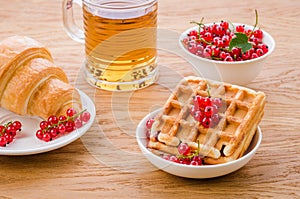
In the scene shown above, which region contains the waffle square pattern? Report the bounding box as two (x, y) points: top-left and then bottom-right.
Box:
(148, 76), (265, 164)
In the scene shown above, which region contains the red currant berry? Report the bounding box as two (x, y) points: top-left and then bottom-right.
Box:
(188, 43), (198, 54)
(193, 95), (202, 110)
(204, 106), (214, 117)
(201, 117), (212, 128)
(212, 105), (219, 114)
(220, 20), (229, 30)
(211, 114), (220, 126)
(190, 105), (197, 116)
(66, 108), (77, 117)
(42, 133), (51, 142)
(194, 95), (205, 110)
(0, 136), (7, 147)
(258, 44), (269, 54)
(236, 57), (244, 61)
(203, 97), (212, 107)
(212, 98), (223, 108)
(178, 143), (191, 156)
(192, 155), (202, 162)
(189, 36), (197, 41)
(224, 55), (234, 62)
(188, 30), (198, 38)
(163, 155), (171, 161)
(211, 45), (220, 57)
(59, 115), (67, 122)
(203, 32), (213, 42)
(193, 110), (204, 122)
(36, 129), (44, 140)
(217, 39), (225, 48)
(253, 29), (263, 39)
(40, 121), (49, 130)
(213, 36), (221, 45)
(190, 160), (200, 166)
(251, 53), (259, 59)
(256, 48), (264, 57)
(245, 29), (252, 37)
(183, 157), (191, 165)
(204, 26), (212, 33)
(179, 159), (187, 165)
(4, 133), (13, 143)
(215, 25), (225, 35)
(48, 115), (58, 125)
(65, 121), (75, 132)
(249, 48), (255, 55)
(12, 121), (22, 131)
(182, 37), (189, 45)
(192, 155), (203, 165)
(74, 118), (83, 129)
(203, 47), (212, 58)
(58, 124), (66, 134)
(80, 111), (91, 123)
(169, 156), (179, 163)
(179, 157), (190, 165)
(219, 51), (228, 60)
(236, 25), (245, 33)
(49, 128), (58, 138)
(6, 125), (17, 135)
(231, 47), (241, 58)
(146, 118), (155, 129)
(250, 34), (261, 43)
(242, 51), (251, 60)
(222, 35), (230, 46)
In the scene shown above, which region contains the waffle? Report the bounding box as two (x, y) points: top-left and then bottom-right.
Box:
(148, 76), (265, 164)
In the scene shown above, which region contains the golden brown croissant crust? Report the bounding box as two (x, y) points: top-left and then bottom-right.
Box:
(0, 36), (82, 119)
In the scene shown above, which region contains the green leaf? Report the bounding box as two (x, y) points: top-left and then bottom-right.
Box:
(229, 33), (253, 53)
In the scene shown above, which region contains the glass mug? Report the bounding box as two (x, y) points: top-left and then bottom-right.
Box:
(63, 0), (158, 91)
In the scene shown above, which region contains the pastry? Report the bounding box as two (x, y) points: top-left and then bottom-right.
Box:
(148, 76), (265, 164)
(0, 36), (81, 119)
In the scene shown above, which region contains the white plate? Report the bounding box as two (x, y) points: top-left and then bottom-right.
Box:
(136, 109), (262, 179)
(0, 90), (95, 156)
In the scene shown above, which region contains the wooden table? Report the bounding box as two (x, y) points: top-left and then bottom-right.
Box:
(0, 0), (299, 198)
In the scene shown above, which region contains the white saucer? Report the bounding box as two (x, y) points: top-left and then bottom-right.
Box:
(0, 90), (95, 156)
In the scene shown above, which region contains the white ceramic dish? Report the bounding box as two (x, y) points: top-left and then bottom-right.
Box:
(179, 23), (275, 85)
(136, 109), (262, 179)
(0, 90), (95, 156)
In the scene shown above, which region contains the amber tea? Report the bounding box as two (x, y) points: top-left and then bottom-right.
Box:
(79, 0), (158, 91)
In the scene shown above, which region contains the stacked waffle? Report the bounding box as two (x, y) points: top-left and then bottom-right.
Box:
(148, 76), (265, 164)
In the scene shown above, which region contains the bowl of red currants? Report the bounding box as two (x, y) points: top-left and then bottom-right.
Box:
(136, 109), (262, 179)
(179, 18), (275, 85)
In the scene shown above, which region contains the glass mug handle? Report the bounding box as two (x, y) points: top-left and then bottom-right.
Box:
(62, 0), (85, 43)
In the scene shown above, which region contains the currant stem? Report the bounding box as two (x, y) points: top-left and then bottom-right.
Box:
(228, 21), (235, 33)
(42, 109), (88, 132)
(249, 9), (259, 37)
(4, 121), (12, 128)
(254, 9), (259, 30)
(196, 140), (200, 156)
(190, 18), (205, 27)
(207, 84), (211, 97)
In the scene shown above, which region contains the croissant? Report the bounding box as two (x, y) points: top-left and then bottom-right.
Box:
(0, 36), (82, 119)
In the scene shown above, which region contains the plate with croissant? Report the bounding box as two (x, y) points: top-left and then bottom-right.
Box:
(0, 36), (96, 155)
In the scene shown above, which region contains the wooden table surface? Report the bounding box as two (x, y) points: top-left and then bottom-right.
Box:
(0, 0), (299, 198)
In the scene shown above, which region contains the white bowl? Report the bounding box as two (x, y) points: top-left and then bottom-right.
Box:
(179, 23), (275, 85)
(136, 109), (262, 179)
